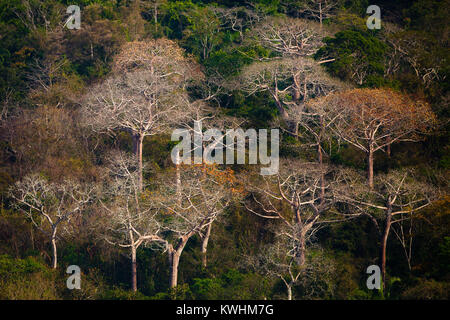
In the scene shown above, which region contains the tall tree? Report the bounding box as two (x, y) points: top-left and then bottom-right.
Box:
(100, 151), (163, 292)
(157, 166), (233, 288)
(82, 39), (198, 190)
(245, 159), (338, 266)
(311, 88), (436, 188)
(337, 169), (437, 290)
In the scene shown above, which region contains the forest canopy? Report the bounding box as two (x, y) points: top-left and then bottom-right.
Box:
(0, 0), (448, 301)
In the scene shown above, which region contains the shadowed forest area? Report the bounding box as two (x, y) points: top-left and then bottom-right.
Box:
(0, 0), (449, 300)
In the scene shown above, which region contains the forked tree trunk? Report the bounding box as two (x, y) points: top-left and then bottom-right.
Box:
(169, 238), (189, 288)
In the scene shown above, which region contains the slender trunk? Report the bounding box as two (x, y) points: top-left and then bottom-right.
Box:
(298, 234), (306, 266)
(273, 95), (289, 123)
(137, 134), (144, 191)
(30, 225), (35, 251)
(131, 245), (137, 292)
(319, 3), (323, 30)
(318, 115), (325, 204)
(132, 133), (143, 190)
(368, 143), (374, 189)
(319, 144), (325, 205)
(386, 136), (391, 158)
(154, 2), (158, 31)
(293, 88), (300, 101)
(294, 122), (299, 141)
(176, 153), (181, 205)
(380, 210), (392, 290)
(51, 227), (57, 269)
(287, 285), (293, 300)
(201, 223), (212, 268)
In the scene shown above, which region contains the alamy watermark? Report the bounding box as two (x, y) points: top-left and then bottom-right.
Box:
(66, 265), (81, 289)
(366, 265), (381, 290)
(366, 5), (381, 30)
(171, 121), (279, 175)
(65, 5), (81, 30)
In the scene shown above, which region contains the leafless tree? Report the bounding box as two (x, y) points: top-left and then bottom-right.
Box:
(100, 151), (164, 292)
(238, 57), (341, 130)
(212, 6), (262, 41)
(300, 0), (339, 30)
(245, 159), (339, 267)
(10, 174), (94, 269)
(82, 40), (198, 190)
(384, 30), (446, 87)
(245, 234), (304, 300)
(254, 17), (323, 57)
(25, 57), (69, 92)
(245, 233), (335, 300)
(156, 166), (233, 288)
(336, 169), (437, 289)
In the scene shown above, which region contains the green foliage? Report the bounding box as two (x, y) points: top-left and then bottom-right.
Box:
(0, 254), (58, 299)
(191, 269), (271, 300)
(315, 29), (388, 87)
(401, 279), (450, 300)
(100, 287), (151, 300)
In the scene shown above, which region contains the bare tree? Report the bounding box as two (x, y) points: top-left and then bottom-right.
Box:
(300, 0), (339, 30)
(392, 212), (414, 271)
(337, 169), (437, 289)
(245, 159), (337, 267)
(10, 174), (94, 269)
(254, 17), (323, 57)
(311, 88), (437, 188)
(245, 234), (335, 300)
(82, 40), (198, 190)
(156, 166), (233, 288)
(245, 234), (304, 300)
(100, 151), (164, 292)
(238, 57), (341, 127)
(212, 6), (262, 42)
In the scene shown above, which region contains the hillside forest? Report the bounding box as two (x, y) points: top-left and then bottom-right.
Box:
(0, 0), (449, 300)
